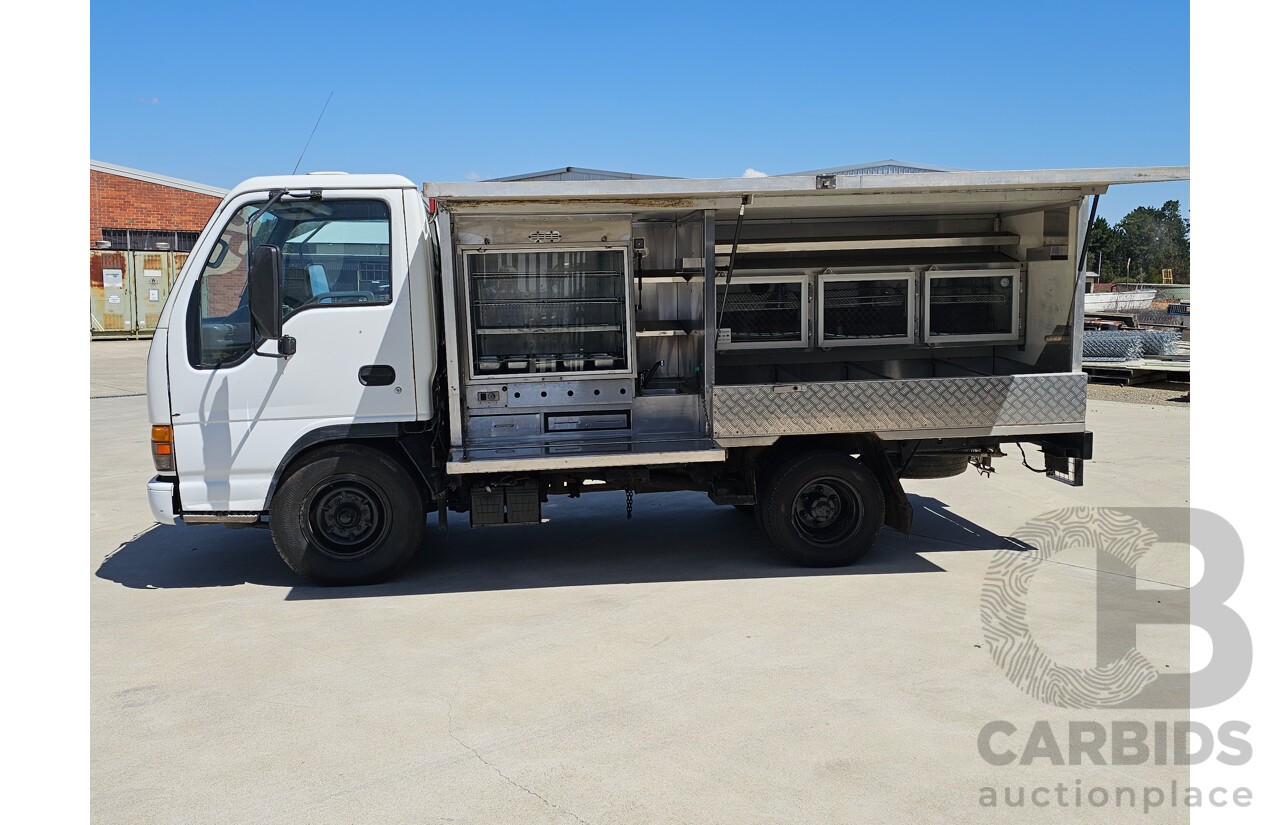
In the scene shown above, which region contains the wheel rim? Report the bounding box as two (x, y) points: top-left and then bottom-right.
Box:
(304, 475), (391, 560)
(790, 476), (862, 546)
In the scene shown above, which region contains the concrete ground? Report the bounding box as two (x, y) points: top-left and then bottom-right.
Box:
(92, 340), (1192, 824)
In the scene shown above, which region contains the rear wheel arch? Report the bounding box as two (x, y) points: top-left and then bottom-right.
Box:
(738, 433), (911, 536)
(753, 434), (863, 477)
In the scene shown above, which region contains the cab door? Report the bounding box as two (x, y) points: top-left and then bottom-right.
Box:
(166, 189), (417, 512)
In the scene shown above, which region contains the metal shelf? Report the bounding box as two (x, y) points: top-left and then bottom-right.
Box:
(721, 303), (800, 313)
(475, 324), (623, 335)
(823, 296), (906, 308)
(635, 320), (695, 337)
(714, 232), (1021, 257)
(723, 332), (796, 341)
(473, 297), (622, 306)
(930, 295), (1011, 305)
(471, 271), (623, 278)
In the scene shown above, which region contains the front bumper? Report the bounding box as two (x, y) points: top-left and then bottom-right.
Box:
(148, 476), (179, 525)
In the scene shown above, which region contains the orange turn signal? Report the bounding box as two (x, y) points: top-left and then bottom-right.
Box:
(151, 425), (175, 472)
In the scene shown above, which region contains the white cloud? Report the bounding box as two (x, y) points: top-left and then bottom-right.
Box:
(464, 171), (481, 180)
(742, 168), (768, 178)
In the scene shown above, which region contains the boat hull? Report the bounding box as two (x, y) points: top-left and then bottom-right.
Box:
(1085, 289), (1157, 313)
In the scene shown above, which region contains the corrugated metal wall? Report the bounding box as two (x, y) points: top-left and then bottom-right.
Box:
(90, 250), (187, 338)
(828, 164), (938, 176)
(90, 250), (134, 333)
(504, 170), (649, 182)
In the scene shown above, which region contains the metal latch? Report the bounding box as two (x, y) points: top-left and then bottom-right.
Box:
(816, 174), (837, 190)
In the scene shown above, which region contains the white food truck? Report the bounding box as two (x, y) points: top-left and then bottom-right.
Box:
(145, 166), (1188, 584)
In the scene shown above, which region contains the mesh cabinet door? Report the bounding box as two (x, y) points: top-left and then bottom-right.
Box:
(466, 248), (631, 377)
(715, 275), (809, 350)
(924, 270), (1021, 344)
(818, 273), (915, 347)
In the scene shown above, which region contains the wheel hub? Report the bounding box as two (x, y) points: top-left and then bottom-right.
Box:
(798, 483), (841, 527)
(308, 480), (387, 555)
(790, 476), (862, 545)
(325, 492), (372, 536)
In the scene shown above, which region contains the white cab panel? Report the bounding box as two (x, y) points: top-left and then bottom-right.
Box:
(146, 327), (171, 424)
(166, 189), (417, 512)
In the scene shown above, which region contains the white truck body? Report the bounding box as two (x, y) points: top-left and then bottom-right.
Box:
(146, 166), (1189, 584)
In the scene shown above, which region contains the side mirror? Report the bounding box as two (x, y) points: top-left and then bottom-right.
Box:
(249, 244), (283, 340)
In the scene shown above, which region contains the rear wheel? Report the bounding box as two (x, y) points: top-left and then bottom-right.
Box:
(270, 445), (424, 585)
(760, 450), (884, 567)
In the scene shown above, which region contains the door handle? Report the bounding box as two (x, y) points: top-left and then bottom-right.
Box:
(358, 365), (396, 386)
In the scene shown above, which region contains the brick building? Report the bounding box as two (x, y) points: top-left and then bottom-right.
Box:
(90, 161), (227, 337)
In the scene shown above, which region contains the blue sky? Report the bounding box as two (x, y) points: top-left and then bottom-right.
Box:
(90, 0), (1189, 223)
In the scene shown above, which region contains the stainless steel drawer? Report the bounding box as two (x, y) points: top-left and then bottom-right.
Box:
(545, 411), (631, 432)
(466, 413), (543, 441)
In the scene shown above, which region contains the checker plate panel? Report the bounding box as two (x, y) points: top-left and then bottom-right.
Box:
(712, 373), (1087, 437)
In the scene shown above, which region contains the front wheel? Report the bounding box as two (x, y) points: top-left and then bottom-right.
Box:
(270, 445), (424, 585)
(760, 450), (884, 567)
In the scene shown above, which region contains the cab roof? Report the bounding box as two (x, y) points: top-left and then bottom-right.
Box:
(229, 172), (418, 197)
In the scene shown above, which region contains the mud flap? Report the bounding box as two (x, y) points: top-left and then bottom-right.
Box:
(858, 439), (913, 536)
(1034, 431), (1091, 488)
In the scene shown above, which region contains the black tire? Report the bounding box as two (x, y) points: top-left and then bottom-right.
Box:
(899, 454), (970, 480)
(733, 504), (755, 516)
(760, 450), (884, 567)
(270, 445), (424, 586)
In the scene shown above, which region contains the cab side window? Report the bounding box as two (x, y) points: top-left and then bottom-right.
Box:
(277, 200), (392, 321)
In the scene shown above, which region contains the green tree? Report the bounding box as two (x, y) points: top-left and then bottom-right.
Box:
(1085, 216), (1124, 280)
(1086, 200), (1190, 283)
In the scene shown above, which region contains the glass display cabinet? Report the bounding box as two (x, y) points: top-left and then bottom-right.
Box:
(817, 272), (915, 347)
(926, 268), (1024, 342)
(464, 247), (633, 378)
(714, 274), (809, 350)
(923, 268), (1021, 344)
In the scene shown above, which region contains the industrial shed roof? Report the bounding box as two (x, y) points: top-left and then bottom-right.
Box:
(488, 160), (964, 182)
(784, 159), (966, 176)
(90, 160), (229, 197)
(487, 166), (674, 182)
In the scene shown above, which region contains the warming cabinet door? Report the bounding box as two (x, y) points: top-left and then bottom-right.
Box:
(464, 247), (634, 378)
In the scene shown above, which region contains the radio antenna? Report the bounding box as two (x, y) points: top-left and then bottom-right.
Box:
(292, 91), (334, 174)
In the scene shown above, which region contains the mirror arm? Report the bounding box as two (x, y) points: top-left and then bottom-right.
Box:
(251, 335), (296, 359)
(248, 189), (286, 230)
